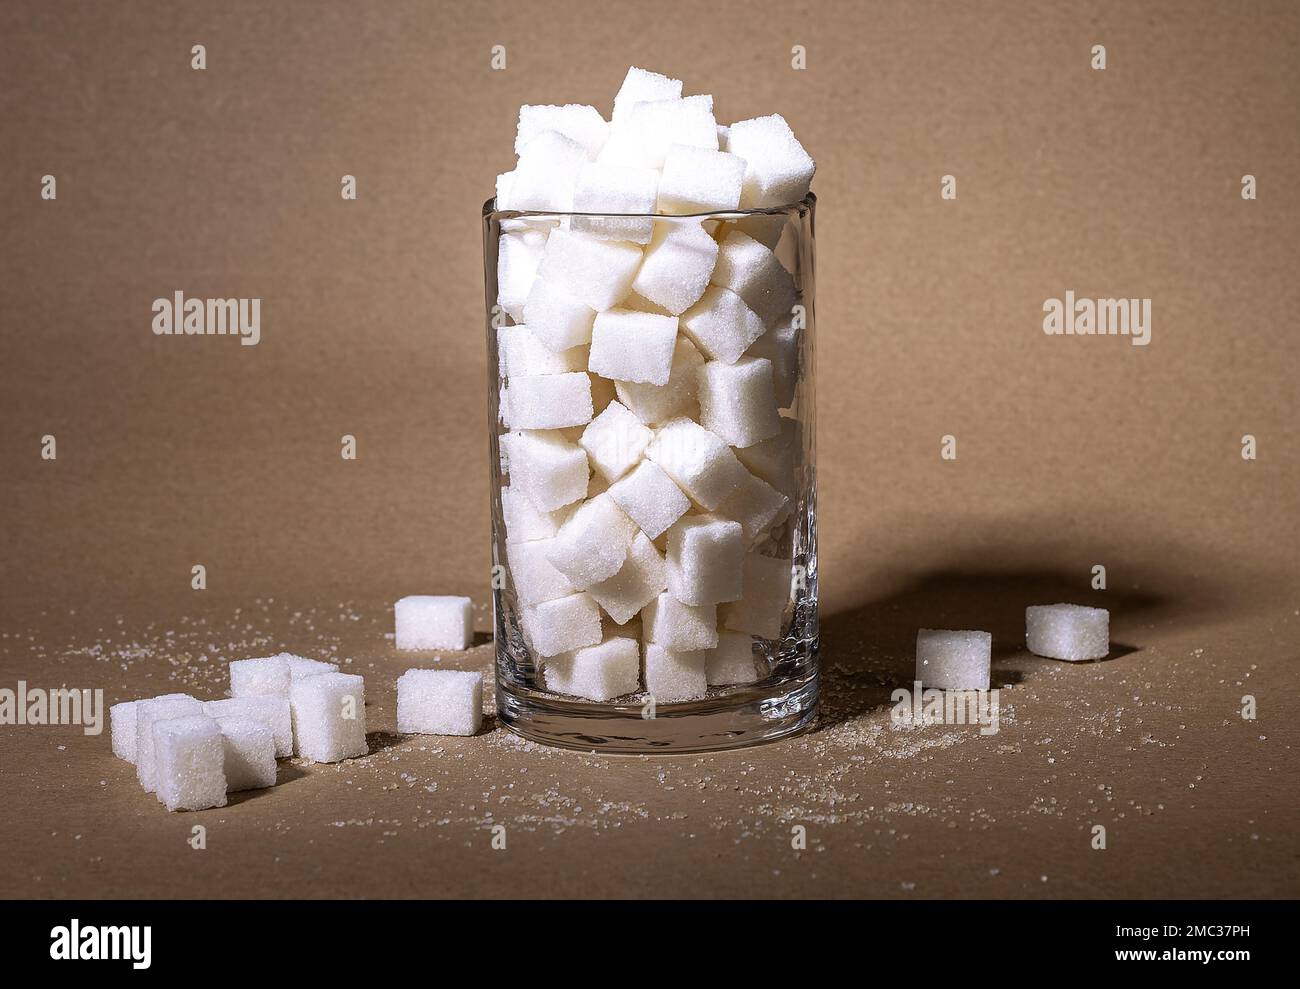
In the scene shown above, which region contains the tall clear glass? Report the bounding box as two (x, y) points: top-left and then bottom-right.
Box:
(482, 196), (817, 753)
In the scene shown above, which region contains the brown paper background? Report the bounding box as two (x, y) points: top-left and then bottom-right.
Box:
(1, 0), (1296, 898)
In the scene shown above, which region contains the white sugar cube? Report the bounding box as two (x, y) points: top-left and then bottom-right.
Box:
(546, 493), (637, 588)
(618, 95), (719, 168)
(502, 429), (589, 512)
(587, 532), (668, 624)
(716, 470), (789, 544)
(289, 672), (368, 763)
(731, 213), (788, 250)
(110, 692), (191, 764)
(631, 221), (719, 315)
(230, 655), (292, 698)
(506, 538), (578, 604)
(515, 104), (610, 160)
(713, 229), (798, 327)
(204, 696), (293, 758)
(284, 656), (340, 679)
(152, 715), (227, 812)
(726, 113), (816, 208)
(915, 629), (992, 691)
(1026, 604), (1110, 661)
(697, 356), (782, 448)
(721, 553), (792, 639)
(657, 145), (745, 213)
(734, 416), (800, 497)
(665, 514), (745, 606)
(680, 285), (766, 365)
(642, 591), (718, 651)
(395, 595), (475, 650)
(544, 636), (641, 700)
(614, 335), (705, 425)
(396, 669), (483, 736)
(522, 278), (597, 353)
(571, 163), (659, 244)
(607, 459), (691, 539)
(213, 715), (277, 792)
(508, 130), (589, 211)
(496, 227), (548, 321)
(612, 67), (682, 123)
(502, 484), (566, 543)
(645, 417), (749, 510)
(497, 324), (586, 377)
(503, 372), (594, 430)
(745, 317), (800, 408)
(580, 400), (653, 482)
(705, 631), (761, 686)
(537, 228), (643, 312)
(134, 696), (204, 792)
(495, 169), (514, 208)
(588, 309), (679, 386)
(644, 643), (708, 702)
(521, 592), (603, 657)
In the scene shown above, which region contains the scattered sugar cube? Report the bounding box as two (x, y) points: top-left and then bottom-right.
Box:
(588, 309), (679, 386)
(726, 113), (816, 208)
(734, 417), (800, 497)
(213, 716), (277, 792)
(642, 591), (718, 651)
(522, 278), (596, 354)
(646, 417), (749, 510)
(204, 696), (293, 758)
(515, 104), (609, 160)
(657, 145), (745, 213)
(915, 629), (992, 691)
(134, 695), (203, 792)
(507, 538), (578, 604)
(497, 324), (586, 378)
(502, 484), (567, 543)
(614, 335), (705, 425)
(395, 595), (475, 651)
(697, 356), (783, 448)
(546, 493), (637, 588)
(289, 672), (369, 763)
(571, 163), (659, 244)
(745, 317), (800, 408)
(508, 130), (589, 211)
(716, 470), (789, 544)
(503, 372), (594, 430)
(612, 66), (682, 123)
(607, 459), (691, 539)
(1026, 604), (1110, 661)
(396, 669), (483, 736)
(587, 532), (668, 624)
(230, 656), (292, 698)
(537, 229), (643, 312)
(666, 514), (745, 606)
(496, 227), (549, 320)
(521, 592), (603, 657)
(580, 401), (653, 482)
(152, 715), (227, 812)
(681, 285), (767, 365)
(712, 229), (798, 327)
(644, 643), (708, 702)
(705, 631), (761, 685)
(631, 221), (719, 315)
(544, 637), (641, 700)
(721, 554), (793, 639)
(110, 692), (190, 764)
(502, 429), (589, 512)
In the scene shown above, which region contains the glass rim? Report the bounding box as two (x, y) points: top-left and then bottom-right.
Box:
(482, 191), (815, 222)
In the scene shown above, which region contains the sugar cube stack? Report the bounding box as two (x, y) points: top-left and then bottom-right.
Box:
(494, 66), (814, 703)
(1026, 604), (1110, 661)
(915, 629), (993, 691)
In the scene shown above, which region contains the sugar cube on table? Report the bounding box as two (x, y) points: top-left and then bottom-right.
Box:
(706, 631), (761, 686)
(725, 113), (817, 208)
(502, 484), (567, 543)
(722, 553), (793, 639)
(289, 672), (369, 763)
(537, 229), (643, 312)
(522, 278), (596, 354)
(645, 417), (750, 510)
(546, 493), (637, 588)
(544, 637), (641, 700)
(580, 401), (653, 482)
(644, 643), (708, 702)
(665, 514), (746, 606)
(502, 429), (590, 512)
(285, 656), (340, 679)
(697, 356), (783, 448)
(607, 459), (691, 540)
(642, 591), (718, 651)
(230, 656), (292, 698)
(631, 221), (719, 315)
(395, 595), (475, 650)
(612, 66), (682, 123)
(396, 669), (483, 736)
(134, 695), (203, 791)
(614, 336), (705, 425)
(716, 470), (789, 545)
(1025, 604), (1110, 661)
(588, 309), (679, 386)
(521, 592), (603, 657)
(571, 163), (659, 244)
(496, 227), (549, 321)
(915, 629), (992, 691)
(502, 372), (594, 430)
(680, 285), (767, 365)
(506, 130), (589, 211)
(713, 229), (798, 327)
(110, 692), (190, 764)
(506, 538), (578, 605)
(204, 696), (292, 758)
(587, 532), (668, 624)
(735, 417), (800, 497)
(515, 104), (610, 160)
(152, 715), (227, 812)
(213, 715), (277, 792)
(497, 325), (586, 377)
(657, 145), (746, 213)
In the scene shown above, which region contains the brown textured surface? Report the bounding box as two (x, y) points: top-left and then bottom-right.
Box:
(0, 0), (1297, 898)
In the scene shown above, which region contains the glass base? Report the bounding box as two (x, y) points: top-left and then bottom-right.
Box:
(496, 664), (819, 754)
